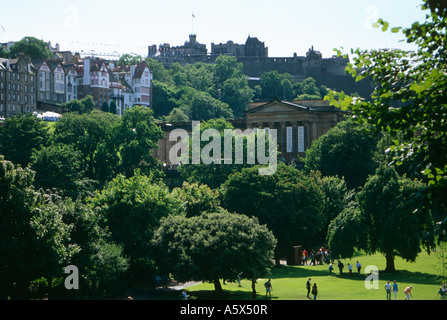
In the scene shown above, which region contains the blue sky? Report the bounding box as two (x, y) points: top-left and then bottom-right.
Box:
(0, 0), (428, 58)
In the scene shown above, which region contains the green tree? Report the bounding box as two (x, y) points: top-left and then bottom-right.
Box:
(257, 70), (296, 100)
(30, 143), (88, 199)
(294, 77), (327, 100)
(101, 101), (110, 113)
(0, 113), (50, 167)
(221, 163), (325, 264)
(117, 54), (143, 66)
(151, 211), (277, 294)
(189, 91), (233, 121)
(336, 165), (434, 272)
(220, 76), (253, 119)
(151, 80), (178, 118)
(109, 100), (117, 114)
(178, 119), (256, 189)
(164, 108), (189, 122)
(214, 55), (254, 118)
(89, 171), (182, 285)
(313, 172), (355, 237)
(0, 156), (78, 299)
(0, 46), (9, 58)
(326, 0), (447, 239)
(9, 36), (53, 60)
(171, 182), (222, 218)
(53, 196), (129, 298)
(327, 203), (366, 260)
(145, 58), (173, 84)
(304, 118), (382, 190)
(115, 106), (164, 177)
(52, 110), (120, 183)
(63, 96), (95, 114)
(214, 55), (244, 83)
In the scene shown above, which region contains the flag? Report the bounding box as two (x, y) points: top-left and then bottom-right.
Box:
(192, 12), (195, 18)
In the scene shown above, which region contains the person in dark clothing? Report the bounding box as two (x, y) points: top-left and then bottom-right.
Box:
(306, 278), (312, 298)
(338, 260), (344, 275)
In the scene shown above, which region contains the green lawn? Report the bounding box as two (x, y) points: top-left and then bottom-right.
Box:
(183, 250), (446, 301)
(45, 121), (57, 134)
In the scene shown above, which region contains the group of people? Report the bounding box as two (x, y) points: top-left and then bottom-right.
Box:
(328, 260), (362, 275)
(384, 280), (405, 300)
(302, 247), (330, 265)
(306, 278), (318, 300)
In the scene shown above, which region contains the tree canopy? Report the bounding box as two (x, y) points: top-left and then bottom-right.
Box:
(326, 0), (447, 238)
(221, 163), (325, 264)
(303, 118), (382, 190)
(151, 211), (277, 293)
(8, 37), (54, 60)
(328, 165), (434, 272)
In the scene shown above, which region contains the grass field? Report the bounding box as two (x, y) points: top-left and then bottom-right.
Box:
(45, 121), (57, 134)
(180, 249), (447, 301)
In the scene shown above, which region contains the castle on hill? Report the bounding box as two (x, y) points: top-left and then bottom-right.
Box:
(148, 35), (372, 98)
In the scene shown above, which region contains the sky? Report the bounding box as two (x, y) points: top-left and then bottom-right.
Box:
(0, 0), (429, 59)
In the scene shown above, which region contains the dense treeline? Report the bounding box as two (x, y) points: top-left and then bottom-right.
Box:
(1, 0), (447, 297)
(0, 106), (440, 299)
(123, 54), (330, 121)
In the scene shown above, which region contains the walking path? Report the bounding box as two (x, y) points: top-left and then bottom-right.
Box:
(121, 280), (201, 300)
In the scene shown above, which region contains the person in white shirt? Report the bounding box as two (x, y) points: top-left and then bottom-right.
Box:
(385, 281), (392, 300)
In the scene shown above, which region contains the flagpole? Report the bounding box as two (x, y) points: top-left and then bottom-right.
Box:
(192, 12), (195, 34)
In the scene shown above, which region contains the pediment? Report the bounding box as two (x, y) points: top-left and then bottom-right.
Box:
(247, 99), (308, 115)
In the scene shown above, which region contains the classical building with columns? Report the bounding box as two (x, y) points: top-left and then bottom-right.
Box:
(155, 98), (347, 171)
(244, 98), (346, 163)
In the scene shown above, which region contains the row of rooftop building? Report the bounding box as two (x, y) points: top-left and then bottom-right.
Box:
(0, 51), (153, 118)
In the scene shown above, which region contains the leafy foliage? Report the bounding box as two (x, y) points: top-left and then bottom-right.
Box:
(304, 118), (382, 189)
(325, 0), (447, 241)
(221, 163), (325, 262)
(8, 37), (54, 60)
(0, 113), (50, 167)
(151, 211), (277, 292)
(89, 171), (182, 285)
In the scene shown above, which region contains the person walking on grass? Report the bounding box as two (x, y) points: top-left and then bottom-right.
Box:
(311, 283), (318, 300)
(264, 279), (272, 299)
(392, 280), (398, 300)
(338, 260), (344, 275)
(306, 278), (312, 298)
(385, 281), (392, 300)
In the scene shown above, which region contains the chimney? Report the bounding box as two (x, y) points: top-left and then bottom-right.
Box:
(84, 58), (91, 85)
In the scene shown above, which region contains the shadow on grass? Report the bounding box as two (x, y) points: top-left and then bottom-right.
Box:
(273, 264), (440, 285)
(377, 270), (440, 286)
(145, 264), (441, 300)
